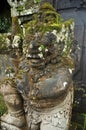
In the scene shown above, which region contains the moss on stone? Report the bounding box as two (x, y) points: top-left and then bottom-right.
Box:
(25, 0), (35, 9)
(23, 2), (75, 68)
(12, 17), (23, 37)
(39, 2), (56, 12)
(24, 3), (73, 37)
(0, 94), (7, 116)
(0, 34), (11, 54)
(70, 113), (86, 130)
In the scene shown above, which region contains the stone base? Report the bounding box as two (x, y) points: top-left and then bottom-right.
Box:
(1, 113), (26, 128)
(1, 122), (22, 130)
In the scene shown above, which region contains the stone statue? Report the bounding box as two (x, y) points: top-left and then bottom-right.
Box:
(0, 2), (75, 130)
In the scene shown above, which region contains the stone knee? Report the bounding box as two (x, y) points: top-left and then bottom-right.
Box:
(0, 80), (23, 112)
(0, 80), (26, 129)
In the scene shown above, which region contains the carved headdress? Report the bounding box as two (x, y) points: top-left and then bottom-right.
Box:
(23, 2), (75, 69)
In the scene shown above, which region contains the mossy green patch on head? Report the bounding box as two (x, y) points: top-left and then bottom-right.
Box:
(35, 0), (41, 3)
(39, 2), (56, 12)
(48, 23), (62, 31)
(23, 2), (75, 68)
(24, 2), (68, 35)
(40, 10), (63, 24)
(24, 3), (63, 37)
(17, 6), (24, 12)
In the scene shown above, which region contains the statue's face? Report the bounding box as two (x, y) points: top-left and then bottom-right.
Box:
(27, 31), (58, 69)
(23, 2), (74, 69)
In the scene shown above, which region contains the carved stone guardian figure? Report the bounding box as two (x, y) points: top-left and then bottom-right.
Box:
(0, 1), (75, 130)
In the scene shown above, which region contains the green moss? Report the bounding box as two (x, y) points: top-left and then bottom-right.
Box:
(25, 0), (39, 9)
(42, 10), (63, 23)
(0, 34), (11, 54)
(25, 3), (73, 36)
(0, 94), (7, 116)
(17, 6), (24, 12)
(23, 2), (74, 68)
(36, 0), (41, 3)
(24, 3), (62, 30)
(24, 6), (63, 37)
(49, 23), (62, 31)
(39, 2), (56, 12)
(64, 19), (74, 27)
(12, 17), (23, 38)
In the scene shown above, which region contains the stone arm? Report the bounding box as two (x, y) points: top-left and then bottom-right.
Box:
(15, 58), (30, 99)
